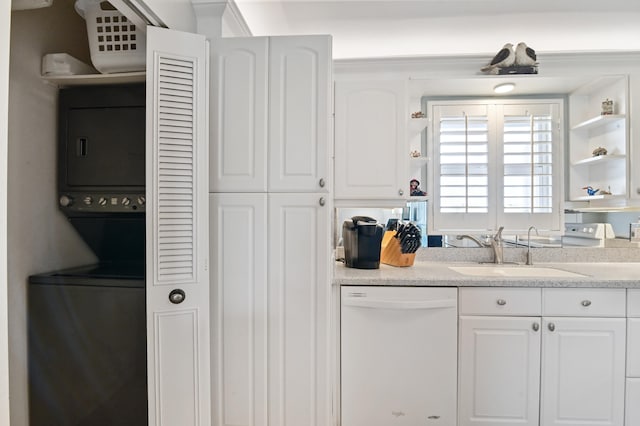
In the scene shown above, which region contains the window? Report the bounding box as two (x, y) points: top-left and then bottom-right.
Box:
(428, 99), (563, 233)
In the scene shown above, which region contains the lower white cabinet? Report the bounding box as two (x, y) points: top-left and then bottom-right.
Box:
(458, 316), (541, 426)
(540, 317), (626, 426)
(458, 288), (626, 426)
(626, 290), (640, 426)
(211, 193), (331, 426)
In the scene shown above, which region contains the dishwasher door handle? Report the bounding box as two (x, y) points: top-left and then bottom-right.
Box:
(342, 298), (457, 310)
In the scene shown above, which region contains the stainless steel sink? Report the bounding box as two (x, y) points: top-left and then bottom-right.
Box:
(449, 265), (586, 278)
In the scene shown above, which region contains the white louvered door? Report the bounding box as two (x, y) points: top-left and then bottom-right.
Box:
(146, 26), (210, 426)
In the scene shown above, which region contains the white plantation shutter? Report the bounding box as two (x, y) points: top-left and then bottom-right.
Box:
(502, 105), (555, 214)
(429, 100), (563, 233)
(498, 103), (562, 231)
(431, 104), (493, 231)
(156, 56), (197, 282)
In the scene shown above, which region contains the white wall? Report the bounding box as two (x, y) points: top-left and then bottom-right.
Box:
(8, 3), (97, 424)
(1, 1), (11, 424)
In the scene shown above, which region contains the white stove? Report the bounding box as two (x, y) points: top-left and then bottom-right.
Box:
(562, 222), (615, 247)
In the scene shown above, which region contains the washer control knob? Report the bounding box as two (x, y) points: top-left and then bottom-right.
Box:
(83, 196), (93, 205)
(98, 197), (108, 206)
(59, 195), (74, 207)
(121, 197), (131, 206)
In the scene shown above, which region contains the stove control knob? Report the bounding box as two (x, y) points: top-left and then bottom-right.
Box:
(59, 195), (73, 207)
(121, 197), (131, 206)
(83, 196), (93, 205)
(98, 197), (108, 206)
(137, 196), (146, 206)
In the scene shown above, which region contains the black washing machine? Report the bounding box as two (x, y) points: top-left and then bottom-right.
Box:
(28, 262), (147, 426)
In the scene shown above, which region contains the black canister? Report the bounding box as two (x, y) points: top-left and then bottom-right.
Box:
(342, 216), (384, 269)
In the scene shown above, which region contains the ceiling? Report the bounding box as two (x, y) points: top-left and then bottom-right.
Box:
(233, 0), (640, 60)
(232, 1), (640, 96)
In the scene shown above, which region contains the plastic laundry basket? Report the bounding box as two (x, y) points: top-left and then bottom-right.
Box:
(75, 0), (146, 73)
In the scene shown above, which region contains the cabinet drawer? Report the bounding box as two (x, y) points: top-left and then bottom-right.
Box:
(459, 287), (541, 316)
(628, 289), (640, 317)
(542, 288), (626, 317)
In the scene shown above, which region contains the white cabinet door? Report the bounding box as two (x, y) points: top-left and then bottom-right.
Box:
(540, 317), (625, 426)
(268, 193), (331, 426)
(145, 26), (210, 426)
(210, 37), (269, 193)
(334, 79), (408, 200)
(211, 35), (331, 194)
(458, 316), (541, 426)
(268, 36), (332, 193)
(210, 194), (268, 426)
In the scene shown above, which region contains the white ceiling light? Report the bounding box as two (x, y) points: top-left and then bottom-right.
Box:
(494, 83), (515, 94)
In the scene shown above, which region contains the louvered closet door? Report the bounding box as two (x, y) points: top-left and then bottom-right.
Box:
(146, 26), (210, 426)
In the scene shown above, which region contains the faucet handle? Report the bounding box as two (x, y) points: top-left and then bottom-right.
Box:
(493, 226), (504, 241)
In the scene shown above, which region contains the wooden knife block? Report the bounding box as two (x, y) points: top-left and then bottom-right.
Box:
(380, 230), (416, 267)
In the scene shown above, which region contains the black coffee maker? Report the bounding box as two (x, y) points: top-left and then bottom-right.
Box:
(342, 216), (384, 269)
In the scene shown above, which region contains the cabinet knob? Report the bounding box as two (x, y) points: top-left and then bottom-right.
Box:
(318, 178), (325, 188)
(319, 197), (326, 207)
(168, 289), (186, 304)
(532, 322), (540, 332)
(581, 300), (592, 307)
(398, 189), (404, 196)
(548, 322), (556, 332)
(496, 299), (507, 306)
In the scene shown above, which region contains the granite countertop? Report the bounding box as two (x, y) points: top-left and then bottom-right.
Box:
(334, 247), (640, 288)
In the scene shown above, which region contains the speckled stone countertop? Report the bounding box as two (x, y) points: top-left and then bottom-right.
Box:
(334, 247), (640, 288)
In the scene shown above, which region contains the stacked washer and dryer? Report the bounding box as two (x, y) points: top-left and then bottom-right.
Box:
(28, 84), (148, 425)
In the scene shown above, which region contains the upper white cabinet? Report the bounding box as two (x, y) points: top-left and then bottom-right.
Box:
(210, 35), (332, 194)
(334, 79), (408, 201)
(568, 75), (628, 202)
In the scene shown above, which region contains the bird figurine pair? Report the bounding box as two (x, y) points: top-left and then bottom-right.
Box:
(582, 186), (600, 196)
(481, 42), (537, 74)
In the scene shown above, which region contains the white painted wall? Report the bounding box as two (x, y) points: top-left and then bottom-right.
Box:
(0, 1), (11, 425)
(8, 3), (97, 425)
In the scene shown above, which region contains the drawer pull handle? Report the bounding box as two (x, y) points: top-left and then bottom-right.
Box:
(319, 197), (326, 207)
(319, 178), (325, 188)
(496, 299), (507, 306)
(532, 322), (540, 332)
(581, 300), (592, 307)
(548, 322), (556, 332)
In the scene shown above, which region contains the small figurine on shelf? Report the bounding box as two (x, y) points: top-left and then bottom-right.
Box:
(411, 111), (425, 119)
(582, 186), (600, 196)
(601, 99), (614, 115)
(592, 147), (608, 157)
(410, 179), (427, 196)
(410, 150), (421, 158)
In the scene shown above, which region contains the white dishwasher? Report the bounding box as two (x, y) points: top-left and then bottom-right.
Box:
(341, 286), (458, 426)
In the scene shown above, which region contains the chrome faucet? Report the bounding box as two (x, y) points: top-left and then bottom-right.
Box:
(490, 226), (505, 264)
(456, 226), (505, 264)
(526, 226), (539, 265)
(455, 234), (487, 248)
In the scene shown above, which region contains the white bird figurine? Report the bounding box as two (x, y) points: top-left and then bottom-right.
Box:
(481, 43), (515, 73)
(515, 42), (537, 66)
